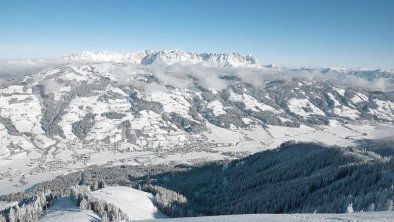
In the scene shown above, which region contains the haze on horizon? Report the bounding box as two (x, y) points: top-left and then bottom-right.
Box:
(0, 0), (393, 69)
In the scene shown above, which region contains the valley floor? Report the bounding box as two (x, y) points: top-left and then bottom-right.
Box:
(1, 122), (393, 196)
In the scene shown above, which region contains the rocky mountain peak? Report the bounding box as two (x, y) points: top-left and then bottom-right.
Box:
(63, 49), (260, 68)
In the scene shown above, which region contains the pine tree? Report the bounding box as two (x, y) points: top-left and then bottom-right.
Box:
(366, 203), (375, 212)
(8, 207), (16, 222)
(14, 205), (21, 222)
(101, 212), (109, 222)
(80, 198), (89, 211)
(383, 199), (393, 211)
(98, 180), (106, 189)
(91, 181), (99, 191)
(346, 203), (354, 213)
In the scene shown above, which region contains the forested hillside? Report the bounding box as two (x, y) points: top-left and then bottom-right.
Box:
(0, 143), (393, 221)
(147, 143), (394, 215)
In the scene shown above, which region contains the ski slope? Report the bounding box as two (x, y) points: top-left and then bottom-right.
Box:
(39, 187), (167, 221)
(92, 186), (168, 220)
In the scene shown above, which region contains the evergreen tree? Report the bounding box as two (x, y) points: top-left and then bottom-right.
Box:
(383, 199), (393, 211)
(80, 199), (89, 211)
(8, 207), (16, 222)
(98, 179), (106, 189)
(366, 203), (375, 212)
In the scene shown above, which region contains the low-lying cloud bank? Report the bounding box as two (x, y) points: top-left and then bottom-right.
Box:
(105, 62), (394, 91)
(0, 59), (66, 79)
(1, 58), (393, 91)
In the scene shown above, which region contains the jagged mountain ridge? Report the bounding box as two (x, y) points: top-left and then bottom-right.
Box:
(63, 50), (394, 75)
(63, 49), (260, 68)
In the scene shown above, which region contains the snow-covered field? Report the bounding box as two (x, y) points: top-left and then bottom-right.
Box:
(92, 187), (168, 220)
(140, 212), (394, 222)
(38, 187), (167, 222)
(40, 196), (100, 222)
(0, 201), (18, 211)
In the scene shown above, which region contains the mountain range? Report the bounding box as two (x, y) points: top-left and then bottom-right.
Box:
(63, 50), (260, 68)
(0, 50), (393, 196)
(0, 50), (394, 222)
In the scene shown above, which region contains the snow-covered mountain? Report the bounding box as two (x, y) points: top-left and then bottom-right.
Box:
(63, 49), (260, 67)
(0, 51), (393, 197)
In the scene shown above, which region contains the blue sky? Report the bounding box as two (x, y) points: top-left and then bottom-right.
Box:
(0, 0), (393, 68)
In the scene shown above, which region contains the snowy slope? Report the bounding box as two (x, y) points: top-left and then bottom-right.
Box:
(37, 195), (394, 222)
(40, 197), (100, 222)
(0, 201), (18, 211)
(91, 186), (168, 220)
(39, 187), (167, 221)
(140, 212), (394, 222)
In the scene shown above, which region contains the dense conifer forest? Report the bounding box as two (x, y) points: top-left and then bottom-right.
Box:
(0, 142), (393, 221)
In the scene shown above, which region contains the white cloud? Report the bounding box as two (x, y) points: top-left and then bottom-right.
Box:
(1, 58), (393, 92)
(40, 79), (65, 94)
